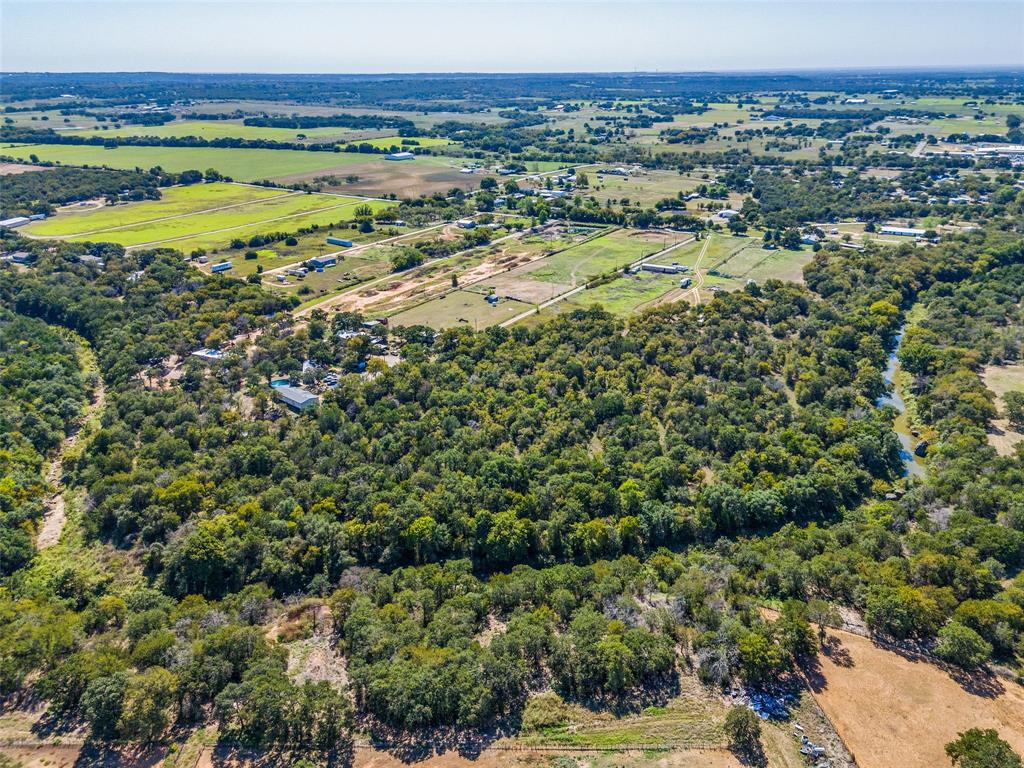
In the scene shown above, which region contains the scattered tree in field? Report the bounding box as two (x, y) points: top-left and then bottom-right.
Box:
(1004, 391), (1024, 429)
(945, 728), (1022, 768)
(725, 705), (763, 762)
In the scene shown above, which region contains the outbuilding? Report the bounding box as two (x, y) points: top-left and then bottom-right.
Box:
(385, 151), (415, 161)
(309, 255), (337, 269)
(210, 261), (233, 273)
(880, 226), (926, 237)
(274, 385), (320, 412)
(0, 216), (31, 229)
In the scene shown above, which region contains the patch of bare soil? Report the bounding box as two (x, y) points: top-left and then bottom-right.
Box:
(0, 163), (52, 176)
(987, 418), (1023, 456)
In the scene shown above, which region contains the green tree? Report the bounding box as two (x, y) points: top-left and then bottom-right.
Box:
(945, 728), (1022, 768)
(935, 622), (992, 670)
(725, 705), (763, 759)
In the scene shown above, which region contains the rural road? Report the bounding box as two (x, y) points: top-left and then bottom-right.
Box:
(262, 220), (450, 278)
(292, 226), (526, 317)
(685, 234), (713, 305)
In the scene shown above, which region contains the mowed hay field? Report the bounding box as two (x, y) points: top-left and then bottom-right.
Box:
(807, 629), (1024, 768)
(22, 182), (393, 250)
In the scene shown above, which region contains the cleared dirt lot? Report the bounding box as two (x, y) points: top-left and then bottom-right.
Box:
(0, 162), (51, 175)
(981, 364), (1024, 456)
(806, 628), (1024, 768)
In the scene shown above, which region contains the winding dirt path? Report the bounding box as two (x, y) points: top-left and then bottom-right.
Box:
(37, 371), (106, 550)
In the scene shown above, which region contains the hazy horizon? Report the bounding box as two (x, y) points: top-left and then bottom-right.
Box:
(3, 1), (1023, 75)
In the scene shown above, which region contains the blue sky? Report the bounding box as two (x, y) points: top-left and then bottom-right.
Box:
(2, 1), (1022, 73)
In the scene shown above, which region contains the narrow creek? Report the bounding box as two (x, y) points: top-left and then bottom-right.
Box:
(878, 326), (926, 478)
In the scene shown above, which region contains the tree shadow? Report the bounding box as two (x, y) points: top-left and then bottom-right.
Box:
(868, 635), (1006, 699)
(800, 653), (827, 694)
(361, 721), (514, 764)
(73, 742), (167, 767)
(30, 709), (84, 740)
(821, 635), (854, 668)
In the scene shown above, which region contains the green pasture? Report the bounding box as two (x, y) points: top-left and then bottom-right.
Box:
(22, 182), (286, 237)
(80, 119), (381, 143)
(523, 228), (686, 286)
(155, 198), (393, 253)
(0, 142), (376, 181)
(563, 269), (681, 315)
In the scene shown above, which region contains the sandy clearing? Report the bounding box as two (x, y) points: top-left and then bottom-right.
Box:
(0, 162), (52, 175)
(806, 628), (1024, 768)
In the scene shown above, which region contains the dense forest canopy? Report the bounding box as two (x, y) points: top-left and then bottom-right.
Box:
(1, 220), (1022, 747)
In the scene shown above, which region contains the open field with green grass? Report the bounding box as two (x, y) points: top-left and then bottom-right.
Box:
(388, 289), (528, 329)
(589, 169), (705, 207)
(155, 198), (394, 253)
(79, 119), (390, 143)
(23, 182), (390, 249)
(563, 269), (682, 315)
(523, 228), (688, 285)
(0, 142), (380, 181)
(342, 136), (452, 150)
(221, 225), (412, 276)
(22, 182), (286, 237)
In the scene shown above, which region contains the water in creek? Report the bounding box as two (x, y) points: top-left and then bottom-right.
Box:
(878, 328), (926, 477)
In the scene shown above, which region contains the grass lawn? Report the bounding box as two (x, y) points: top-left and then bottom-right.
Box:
(221, 225), (410, 276)
(0, 142), (378, 181)
(589, 169), (705, 207)
(155, 198), (393, 253)
(341, 136), (452, 151)
(23, 180), (395, 251)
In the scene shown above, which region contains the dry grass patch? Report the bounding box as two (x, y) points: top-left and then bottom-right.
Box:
(805, 628), (1024, 768)
(981, 364), (1024, 456)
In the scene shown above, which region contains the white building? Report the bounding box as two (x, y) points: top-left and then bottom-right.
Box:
(880, 226), (926, 237)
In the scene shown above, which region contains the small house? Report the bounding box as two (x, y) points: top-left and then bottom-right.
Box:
(456, 219), (477, 229)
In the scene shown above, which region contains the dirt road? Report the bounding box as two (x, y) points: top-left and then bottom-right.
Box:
(37, 371), (106, 550)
